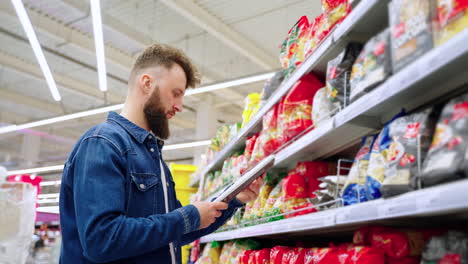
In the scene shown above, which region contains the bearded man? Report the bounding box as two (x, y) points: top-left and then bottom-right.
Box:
(59, 44), (262, 264)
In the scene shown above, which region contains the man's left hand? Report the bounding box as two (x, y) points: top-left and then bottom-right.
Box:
(235, 173), (265, 204)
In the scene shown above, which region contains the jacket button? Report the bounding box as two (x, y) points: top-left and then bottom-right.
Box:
(150, 148), (154, 152)
(140, 184), (146, 189)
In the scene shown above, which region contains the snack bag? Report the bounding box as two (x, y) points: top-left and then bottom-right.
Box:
(197, 241), (221, 264)
(282, 167), (317, 218)
(312, 87), (337, 127)
(262, 172), (287, 220)
(322, 0), (352, 29)
(416, 93), (468, 188)
(346, 246), (385, 264)
(350, 29), (392, 102)
(307, 247), (340, 264)
(341, 135), (377, 205)
(295, 161), (337, 198)
(313, 14), (332, 47)
(366, 111), (405, 200)
(381, 108), (439, 197)
(270, 246), (293, 264)
(326, 43), (363, 108)
(239, 249), (253, 264)
(280, 16), (310, 75)
(421, 231), (468, 264)
(245, 133), (259, 163)
(250, 172), (279, 220)
(304, 19), (318, 58)
(389, 0), (437, 72)
(219, 241), (235, 264)
(279, 73), (324, 144)
(434, 0), (468, 46)
(262, 104), (282, 156)
(371, 229), (443, 258)
(242, 93), (261, 128)
(255, 248), (271, 264)
(353, 226), (392, 246)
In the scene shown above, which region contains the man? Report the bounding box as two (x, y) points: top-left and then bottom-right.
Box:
(59, 44), (263, 263)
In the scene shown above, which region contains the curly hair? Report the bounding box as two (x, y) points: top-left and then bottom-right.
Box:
(130, 43), (201, 88)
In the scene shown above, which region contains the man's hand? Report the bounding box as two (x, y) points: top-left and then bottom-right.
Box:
(236, 174), (265, 204)
(192, 202), (228, 229)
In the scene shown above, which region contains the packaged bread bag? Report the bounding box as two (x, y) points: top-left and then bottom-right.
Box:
(381, 108), (440, 197)
(389, 0), (437, 72)
(416, 93), (468, 188)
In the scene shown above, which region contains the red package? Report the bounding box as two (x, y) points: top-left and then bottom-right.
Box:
(346, 246), (385, 264)
(308, 247), (340, 264)
(270, 246), (292, 264)
(245, 133), (259, 161)
(312, 14), (331, 46)
(439, 253), (462, 264)
(353, 226), (391, 246)
(278, 73), (324, 145)
(262, 104), (282, 156)
(255, 248), (271, 264)
(289, 247), (308, 264)
(240, 250), (253, 264)
(371, 229), (444, 257)
(282, 168), (317, 218)
(283, 248), (298, 264)
(322, 0), (351, 29)
(296, 161), (337, 197)
(386, 256), (421, 264)
(280, 16), (310, 71)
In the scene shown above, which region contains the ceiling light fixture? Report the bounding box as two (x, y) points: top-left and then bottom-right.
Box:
(7, 139), (211, 176)
(40, 180), (62, 186)
(0, 71), (275, 135)
(37, 205), (59, 214)
(11, 0), (61, 101)
(38, 193), (60, 199)
(90, 0), (107, 92)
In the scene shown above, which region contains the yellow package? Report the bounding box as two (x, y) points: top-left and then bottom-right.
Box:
(198, 241), (221, 264)
(434, 0), (468, 46)
(241, 93), (261, 128)
(219, 241), (235, 264)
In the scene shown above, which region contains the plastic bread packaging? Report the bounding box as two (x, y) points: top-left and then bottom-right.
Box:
(381, 107), (440, 198)
(389, 0), (437, 73)
(350, 29), (392, 102)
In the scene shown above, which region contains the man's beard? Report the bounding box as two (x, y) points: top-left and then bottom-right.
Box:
(143, 87), (170, 140)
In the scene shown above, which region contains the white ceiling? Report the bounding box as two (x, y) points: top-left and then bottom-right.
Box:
(0, 0), (322, 184)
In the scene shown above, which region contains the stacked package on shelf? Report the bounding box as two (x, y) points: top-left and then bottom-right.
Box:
(280, 0), (351, 77)
(326, 42), (363, 109)
(242, 93), (261, 128)
(341, 135), (377, 205)
(415, 92), (468, 188)
(381, 107), (440, 197)
(349, 29), (392, 102)
(389, 0), (437, 73)
(433, 0), (468, 46)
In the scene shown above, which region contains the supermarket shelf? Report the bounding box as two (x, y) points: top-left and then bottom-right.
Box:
(196, 0), (390, 181)
(200, 179), (468, 243)
(275, 28), (468, 169)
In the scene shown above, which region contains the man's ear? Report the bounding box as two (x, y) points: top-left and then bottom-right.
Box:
(139, 73), (153, 96)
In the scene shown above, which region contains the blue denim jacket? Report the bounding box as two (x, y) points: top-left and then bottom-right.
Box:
(59, 112), (243, 263)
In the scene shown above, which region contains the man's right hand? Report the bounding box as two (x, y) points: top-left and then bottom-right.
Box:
(192, 202), (228, 230)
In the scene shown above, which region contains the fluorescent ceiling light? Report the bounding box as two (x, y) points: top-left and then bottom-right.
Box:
(185, 72), (275, 96)
(38, 198), (59, 204)
(38, 193), (60, 199)
(0, 71), (275, 134)
(7, 139), (210, 176)
(11, 0), (61, 101)
(40, 180), (62, 186)
(163, 140), (211, 150)
(37, 205), (59, 214)
(0, 104), (123, 134)
(90, 0), (107, 92)
(8, 164), (64, 175)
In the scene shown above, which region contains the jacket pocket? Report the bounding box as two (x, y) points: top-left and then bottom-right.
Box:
(127, 172), (163, 216)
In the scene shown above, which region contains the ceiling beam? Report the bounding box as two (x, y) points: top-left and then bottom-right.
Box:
(0, 2), (133, 72)
(159, 0), (277, 70)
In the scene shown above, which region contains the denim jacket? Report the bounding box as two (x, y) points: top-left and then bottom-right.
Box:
(59, 112), (243, 263)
